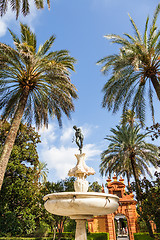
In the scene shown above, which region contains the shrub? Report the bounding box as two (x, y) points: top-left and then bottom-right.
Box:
(88, 232), (109, 240)
(60, 232), (73, 238)
(33, 222), (50, 237)
(0, 232), (109, 240)
(0, 238), (54, 240)
(134, 233), (160, 240)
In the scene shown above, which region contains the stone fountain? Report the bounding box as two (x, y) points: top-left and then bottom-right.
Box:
(43, 126), (119, 240)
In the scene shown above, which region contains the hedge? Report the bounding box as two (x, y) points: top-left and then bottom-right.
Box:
(0, 238), (72, 240)
(0, 238), (55, 240)
(0, 232), (109, 240)
(134, 233), (160, 240)
(88, 232), (109, 240)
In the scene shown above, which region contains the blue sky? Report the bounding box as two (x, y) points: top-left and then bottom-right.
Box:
(1, 0), (160, 187)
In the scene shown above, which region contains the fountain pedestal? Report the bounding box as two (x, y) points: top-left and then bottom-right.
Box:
(75, 219), (87, 240)
(70, 214), (93, 240)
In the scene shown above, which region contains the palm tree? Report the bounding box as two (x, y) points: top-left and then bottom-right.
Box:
(100, 124), (159, 196)
(0, 0), (50, 19)
(97, 4), (160, 124)
(0, 23), (78, 189)
(36, 161), (48, 185)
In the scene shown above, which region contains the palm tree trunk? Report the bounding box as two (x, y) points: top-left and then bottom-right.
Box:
(130, 155), (154, 238)
(150, 75), (160, 101)
(126, 171), (131, 188)
(130, 153), (141, 200)
(143, 215), (154, 238)
(0, 87), (29, 190)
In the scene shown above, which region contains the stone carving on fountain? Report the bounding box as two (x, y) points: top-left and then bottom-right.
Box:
(68, 153), (95, 192)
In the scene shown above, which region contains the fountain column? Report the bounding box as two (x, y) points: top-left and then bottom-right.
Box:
(68, 153), (95, 240)
(75, 219), (87, 240)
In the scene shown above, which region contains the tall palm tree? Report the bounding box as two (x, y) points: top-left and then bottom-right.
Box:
(0, 23), (78, 189)
(0, 0), (50, 19)
(97, 4), (160, 124)
(100, 124), (159, 196)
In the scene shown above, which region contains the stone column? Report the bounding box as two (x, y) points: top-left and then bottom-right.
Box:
(127, 208), (137, 240)
(75, 219), (87, 240)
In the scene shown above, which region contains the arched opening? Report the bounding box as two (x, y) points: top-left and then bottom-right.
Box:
(114, 214), (129, 239)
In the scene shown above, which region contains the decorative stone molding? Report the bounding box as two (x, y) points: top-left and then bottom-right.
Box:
(68, 153), (95, 192)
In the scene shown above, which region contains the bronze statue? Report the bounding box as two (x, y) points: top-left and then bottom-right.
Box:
(73, 125), (84, 154)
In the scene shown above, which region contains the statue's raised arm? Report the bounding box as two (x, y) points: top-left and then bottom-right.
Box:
(73, 125), (84, 154)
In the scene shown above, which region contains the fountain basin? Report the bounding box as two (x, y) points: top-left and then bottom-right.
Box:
(43, 192), (119, 219)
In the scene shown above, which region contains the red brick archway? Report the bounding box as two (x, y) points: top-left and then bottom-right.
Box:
(88, 176), (138, 240)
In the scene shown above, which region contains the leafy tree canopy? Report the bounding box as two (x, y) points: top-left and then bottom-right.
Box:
(0, 121), (43, 236)
(88, 181), (102, 192)
(131, 172), (160, 235)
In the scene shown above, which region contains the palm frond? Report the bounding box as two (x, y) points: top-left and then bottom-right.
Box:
(0, 0), (7, 17)
(37, 35), (55, 56)
(8, 29), (20, 44)
(128, 14), (142, 43)
(22, 0), (30, 17)
(20, 23), (37, 51)
(151, 3), (160, 31)
(144, 16), (149, 47)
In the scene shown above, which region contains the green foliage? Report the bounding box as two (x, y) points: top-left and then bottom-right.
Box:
(0, 122), (46, 236)
(131, 172), (160, 233)
(0, 232), (109, 240)
(137, 219), (148, 233)
(88, 181), (102, 192)
(56, 232), (73, 238)
(0, 238), (55, 240)
(87, 232), (109, 240)
(134, 233), (160, 240)
(33, 222), (50, 237)
(63, 220), (76, 233)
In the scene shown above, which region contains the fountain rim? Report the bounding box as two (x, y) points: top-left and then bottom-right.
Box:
(43, 192), (119, 201)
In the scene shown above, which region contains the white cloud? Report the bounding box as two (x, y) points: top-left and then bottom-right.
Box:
(39, 146), (77, 179)
(38, 123), (57, 146)
(83, 144), (101, 160)
(0, 20), (7, 37)
(38, 122), (102, 181)
(60, 127), (74, 143)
